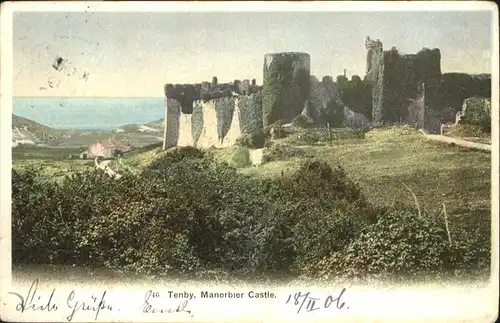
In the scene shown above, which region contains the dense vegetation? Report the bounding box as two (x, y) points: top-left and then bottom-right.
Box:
(12, 146), (490, 283)
(459, 97), (491, 133)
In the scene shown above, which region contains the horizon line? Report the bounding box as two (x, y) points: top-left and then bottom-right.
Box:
(12, 96), (165, 99)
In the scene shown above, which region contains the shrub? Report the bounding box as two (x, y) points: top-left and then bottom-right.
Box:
(278, 160), (366, 203)
(11, 148), (490, 282)
(337, 208), (454, 280)
(291, 114), (314, 128)
(228, 146), (252, 168)
(235, 129), (266, 149)
(147, 146), (207, 170)
(262, 143), (305, 163)
(268, 124), (292, 139)
(302, 205), (489, 282)
(284, 128), (330, 145)
(12, 166), (125, 266)
(268, 160), (377, 274)
(459, 97), (491, 133)
(283, 127), (364, 146)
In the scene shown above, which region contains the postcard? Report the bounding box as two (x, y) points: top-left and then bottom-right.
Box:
(0, 1), (498, 322)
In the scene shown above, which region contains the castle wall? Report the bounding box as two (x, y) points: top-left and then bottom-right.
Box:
(407, 82), (426, 129)
(305, 75), (337, 123)
(365, 37), (385, 124)
(196, 100), (220, 148)
(177, 112), (194, 147)
(364, 37), (442, 124)
(221, 100), (242, 147)
(237, 92), (263, 134)
(263, 52), (311, 125)
(163, 98), (181, 149)
(164, 79), (263, 149)
(436, 73), (491, 114)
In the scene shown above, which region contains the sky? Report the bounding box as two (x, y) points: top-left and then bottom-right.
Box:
(13, 10), (494, 97)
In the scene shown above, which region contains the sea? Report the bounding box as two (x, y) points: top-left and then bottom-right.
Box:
(13, 97), (165, 131)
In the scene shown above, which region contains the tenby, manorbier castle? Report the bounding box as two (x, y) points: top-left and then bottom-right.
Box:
(162, 37), (491, 149)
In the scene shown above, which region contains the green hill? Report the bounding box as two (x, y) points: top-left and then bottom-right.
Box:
(12, 114), (70, 145)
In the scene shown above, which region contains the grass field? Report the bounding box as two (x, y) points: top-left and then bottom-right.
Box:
(444, 123), (492, 145)
(12, 146), (94, 181)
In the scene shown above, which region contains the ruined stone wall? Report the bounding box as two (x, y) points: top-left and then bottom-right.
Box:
(436, 73), (491, 114)
(304, 75), (339, 123)
(339, 75), (373, 120)
(263, 52), (311, 126)
(238, 92), (263, 134)
(364, 37), (442, 124)
(364, 37), (385, 123)
(305, 74), (372, 126)
(407, 82), (426, 129)
(163, 78), (263, 149)
(382, 48), (441, 123)
(163, 98), (181, 149)
(164, 78), (261, 114)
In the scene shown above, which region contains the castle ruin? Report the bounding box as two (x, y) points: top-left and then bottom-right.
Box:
(364, 36), (442, 126)
(162, 39), (491, 148)
(163, 78), (263, 149)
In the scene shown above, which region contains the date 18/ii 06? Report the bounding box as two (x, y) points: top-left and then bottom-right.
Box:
(285, 288), (348, 314)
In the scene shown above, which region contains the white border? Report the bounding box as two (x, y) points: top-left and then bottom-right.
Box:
(1, 2), (499, 322)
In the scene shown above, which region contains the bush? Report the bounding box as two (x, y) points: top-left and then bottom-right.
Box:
(291, 114), (314, 128)
(228, 146), (252, 168)
(338, 208), (454, 280)
(279, 160), (366, 203)
(262, 143), (305, 163)
(283, 127), (364, 146)
(12, 166), (126, 266)
(459, 97), (491, 133)
(11, 149), (490, 282)
(303, 205), (490, 282)
(235, 129), (266, 149)
(269, 160), (377, 274)
(284, 128), (331, 145)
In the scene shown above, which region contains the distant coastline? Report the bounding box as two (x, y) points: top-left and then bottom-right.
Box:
(12, 96), (164, 99)
(13, 97), (164, 131)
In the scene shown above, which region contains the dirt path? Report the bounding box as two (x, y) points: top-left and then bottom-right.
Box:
(95, 158), (122, 179)
(419, 130), (491, 152)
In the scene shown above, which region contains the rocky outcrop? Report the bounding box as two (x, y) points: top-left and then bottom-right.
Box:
(263, 52), (311, 126)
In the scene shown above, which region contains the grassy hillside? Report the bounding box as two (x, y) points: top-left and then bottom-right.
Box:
(19, 124), (489, 217)
(117, 126), (490, 217)
(12, 114), (71, 145)
(12, 114), (164, 149)
(12, 114), (58, 133)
